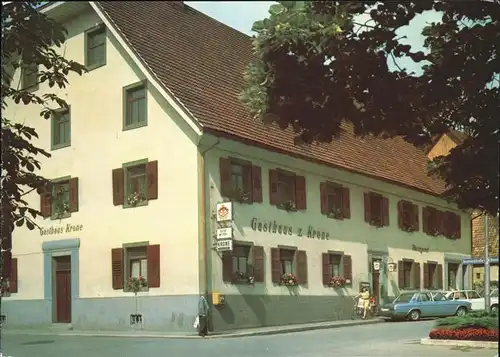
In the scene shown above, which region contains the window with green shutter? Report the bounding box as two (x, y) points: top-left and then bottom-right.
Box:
(123, 81), (148, 130)
(22, 63), (39, 91)
(85, 25), (106, 70)
(51, 108), (71, 150)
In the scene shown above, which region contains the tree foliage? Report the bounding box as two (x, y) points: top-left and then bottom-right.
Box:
(241, 1), (500, 215)
(1, 1), (85, 268)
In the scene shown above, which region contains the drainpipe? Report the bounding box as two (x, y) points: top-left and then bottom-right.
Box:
(484, 213), (490, 312)
(198, 139), (220, 298)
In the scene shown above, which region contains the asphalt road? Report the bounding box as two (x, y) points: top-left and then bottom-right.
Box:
(1, 321), (497, 357)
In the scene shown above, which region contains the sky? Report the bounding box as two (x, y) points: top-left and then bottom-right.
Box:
(186, 1), (443, 74)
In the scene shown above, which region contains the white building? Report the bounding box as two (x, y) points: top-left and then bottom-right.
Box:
(2, 1), (472, 332)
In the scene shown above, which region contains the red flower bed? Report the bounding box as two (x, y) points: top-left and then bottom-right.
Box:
(429, 328), (499, 341)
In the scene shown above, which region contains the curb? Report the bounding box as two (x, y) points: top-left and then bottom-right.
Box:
(2, 319), (384, 340)
(420, 337), (498, 349)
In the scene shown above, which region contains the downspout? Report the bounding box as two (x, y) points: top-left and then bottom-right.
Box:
(198, 139), (220, 298)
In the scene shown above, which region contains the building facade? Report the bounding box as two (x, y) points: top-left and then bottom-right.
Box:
(2, 1), (473, 332)
(428, 131), (499, 289)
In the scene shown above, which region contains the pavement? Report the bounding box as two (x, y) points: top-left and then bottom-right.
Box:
(1, 318), (383, 339)
(1, 320), (498, 357)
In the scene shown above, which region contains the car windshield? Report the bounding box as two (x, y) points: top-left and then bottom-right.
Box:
(394, 293), (415, 303)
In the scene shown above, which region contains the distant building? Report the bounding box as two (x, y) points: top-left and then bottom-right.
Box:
(2, 1), (473, 332)
(428, 131), (499, 288)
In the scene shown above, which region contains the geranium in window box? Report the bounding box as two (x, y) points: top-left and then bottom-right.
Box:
(403, 224), (417, 233)
(327, 208), (344, 219)
(278, 200), (297, 212)
(280, 273), (298, 286)
(232, 189), (251, 203)
(370, 218), (383, 227)
(329, 275), (346, 288)
(233, 271), (254, 284)
(127, 192), (146, 206)
(53, 201), (70, 219)
(127, 276), (148, 295)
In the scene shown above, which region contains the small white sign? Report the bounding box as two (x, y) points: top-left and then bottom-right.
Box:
(216, 239), (233, 251)
(216, 202), (233, 222)
(387, 263), (396, 272)
(216, 227), (233, 240)
(373, 261), (380, 271)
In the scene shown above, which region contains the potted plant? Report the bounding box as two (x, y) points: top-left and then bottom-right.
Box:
(52, 187), (70, 219)
(233, 271), (254, 284)
(327, 208), (344, 219)
(329, 275), (346, 288)
(280, 273), (298, 286)
(403, 223), (417, 232)
(232, 189), (251, 203)
(127, 192), (146, 206)
(278, 200), (297, 212)
(128, 276), (148, 325)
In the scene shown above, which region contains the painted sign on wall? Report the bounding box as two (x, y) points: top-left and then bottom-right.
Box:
(39, 224), (83, 236)
(250, 217), (330, 240)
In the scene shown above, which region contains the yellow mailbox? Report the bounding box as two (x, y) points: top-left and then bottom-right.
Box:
(212, 292), (226, 306)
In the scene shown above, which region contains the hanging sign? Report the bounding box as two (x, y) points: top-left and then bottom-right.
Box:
(216, 202), (233, 222)
(216, 239), (233, 251)
(216, 227), (233, 240)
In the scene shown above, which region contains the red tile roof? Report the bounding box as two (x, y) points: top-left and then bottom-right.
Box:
(98, 1), (446, 196)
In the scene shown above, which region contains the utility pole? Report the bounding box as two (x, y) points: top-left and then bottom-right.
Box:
(484, 212), (490, 312)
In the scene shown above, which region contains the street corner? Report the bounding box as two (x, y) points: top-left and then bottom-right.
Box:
(420, 337), (499, 349)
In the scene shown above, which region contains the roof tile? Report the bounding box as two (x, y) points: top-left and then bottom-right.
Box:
(98, 1), (446, 196)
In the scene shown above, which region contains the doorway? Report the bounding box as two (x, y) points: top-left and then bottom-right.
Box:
(53, 255), (71, 323)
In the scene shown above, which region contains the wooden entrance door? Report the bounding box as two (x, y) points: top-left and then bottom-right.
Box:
(54, 256), (71, 323)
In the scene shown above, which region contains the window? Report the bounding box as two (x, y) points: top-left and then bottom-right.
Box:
(111, 243), (160, 291)
(51, 108), (71, 150)
(321, 253), (352, 286)
(467, 291), (481, 299)
(443, 211), (461, 239)
(398, 200), (419, 232)
(112, 160), (158, 208)
(232, 245), (251, 279)
(403, 261), (413, 289)
(22, 63), (38, 90)
(270, 247), (308, 285)
(85, 25), (106, 70)
(280, 249), (295, 275)
(219, 158), (262, 203)
(127, 246), (148, 281)
(269, 169), (307, 211)
(364, 192), (389, 227)
(417, 293), (430, 302)
(222, 244), (264, 284)
(447, 263), (459, 290)
(51, 181), (70, 219)
(425, 263), (437, 289)
(123, 82), (147, 130)
(126, 164), (147, 205)
(423, 206), (446, 236)
(39, 177), (79, 219)
(320, 182), (350, 219)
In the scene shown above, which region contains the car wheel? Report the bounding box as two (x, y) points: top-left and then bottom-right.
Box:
(408, 310), (421, 321)
(491, 305), (498, 313)
(455, 307), (467, 317)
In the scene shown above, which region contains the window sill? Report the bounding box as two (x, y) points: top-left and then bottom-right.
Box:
(51, 142), (71, 151)
(123, 200), (149, 209)
(50, 212), (71, 221)
(276, 203), (298, 212)
(85, 61), (106, 72)
(326, 212), (345, 220)
(124, 288), (150, 294)
(226, 196), (253, 204)
(123, 121), (147, 131)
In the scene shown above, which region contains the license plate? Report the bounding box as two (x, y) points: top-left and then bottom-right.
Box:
(380, 308), (389, 312)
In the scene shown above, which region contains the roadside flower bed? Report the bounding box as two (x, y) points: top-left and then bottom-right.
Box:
(429, 328), (498, 341)
(429, 310), (498, 342)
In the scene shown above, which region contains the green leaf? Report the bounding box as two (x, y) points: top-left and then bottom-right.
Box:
(269, 4), (284, 16)
(26, 220), (35, 230)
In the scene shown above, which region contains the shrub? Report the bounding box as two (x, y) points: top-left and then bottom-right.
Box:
(435, 315), (498, 331)
(429, 328), (498, 341)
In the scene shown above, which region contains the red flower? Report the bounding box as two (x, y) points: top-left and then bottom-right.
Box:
(429, 328), (498, 341)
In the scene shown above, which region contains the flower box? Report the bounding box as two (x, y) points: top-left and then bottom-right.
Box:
(130, 314), (143, 325)
(329, 276), (346, 288)
(233, 271), (255, 284)
(280, 273), (298, 286)
(429, 328), (498, 341)
(278, 200), (297, 212)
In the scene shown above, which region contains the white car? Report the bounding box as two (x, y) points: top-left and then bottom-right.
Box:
(444, 289), (498, 312)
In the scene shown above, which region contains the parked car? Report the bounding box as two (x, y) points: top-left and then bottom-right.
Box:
(444, 289), (499, 312)
(377, 291), (471, 321)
